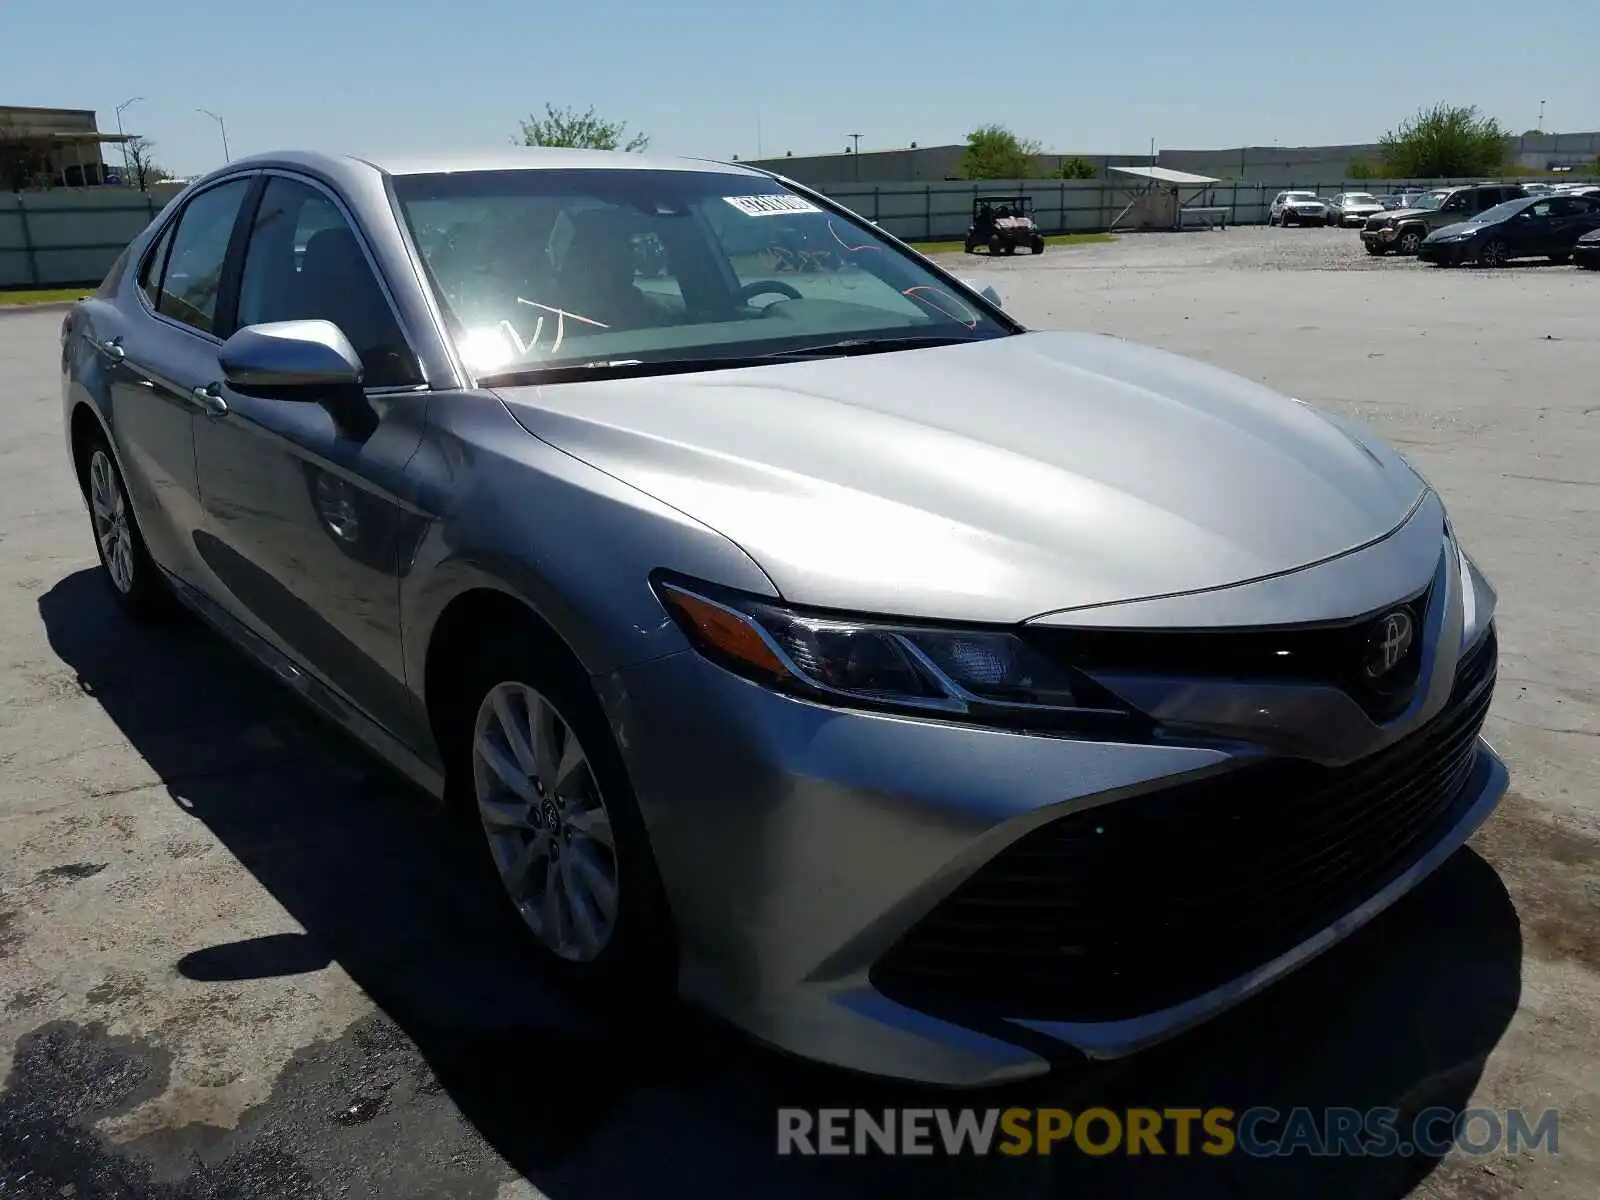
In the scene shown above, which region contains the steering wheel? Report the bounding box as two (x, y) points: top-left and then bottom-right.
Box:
(739, 279), (803, 308)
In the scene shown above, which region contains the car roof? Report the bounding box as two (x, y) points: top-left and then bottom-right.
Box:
(214, 146), (766, 182)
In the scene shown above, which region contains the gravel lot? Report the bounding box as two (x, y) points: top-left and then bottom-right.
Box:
(1, 225), (1596, 1198)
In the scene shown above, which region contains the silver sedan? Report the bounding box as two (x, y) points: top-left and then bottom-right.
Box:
(60, 148), (1506, 1086)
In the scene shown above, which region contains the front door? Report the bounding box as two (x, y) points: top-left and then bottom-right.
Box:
(108, 177), (254, 590)
(191, 173), (431, 743)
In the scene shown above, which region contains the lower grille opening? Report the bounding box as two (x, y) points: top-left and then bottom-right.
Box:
(870, 629), (1497, 1025)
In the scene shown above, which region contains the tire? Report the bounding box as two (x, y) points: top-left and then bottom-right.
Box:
(1364, 243), (1385, 256)
(1478, 239), (1509, 268)
(1268, 213), (1278, 227)
(1397, 228), (1424, 255)
(988, 234), (1004, 255)
(78, 430), (173, 621)
(446, 625), (675, 1004)
(1030, 237), (1044, 254)
(963, 240), (975, 254)
(1580, 258), (1600, 271)
(1003, 243), (1016, 256)
(1548, 251), (1570, 265)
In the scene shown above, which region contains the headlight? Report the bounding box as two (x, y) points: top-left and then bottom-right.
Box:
(653, 575), (1136, 729)
(1447, 526), (1497, 654)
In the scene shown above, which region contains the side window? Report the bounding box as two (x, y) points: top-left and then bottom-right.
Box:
(157, 179), (252, 335)
(1530, 201), (1554, 219)
(138, 222), (175, 308)
(236, 176), (422, 388)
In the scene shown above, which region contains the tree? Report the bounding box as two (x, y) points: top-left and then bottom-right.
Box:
(124, 137), (169, 190)
(1377, 104), (1510, 179)
(1053, 156), (1098, 180)
(516, 104), (649, 152)
(959, 124), (1039, 180)
(0, 117), (54, 191)
(1347, 158), (1380, 180)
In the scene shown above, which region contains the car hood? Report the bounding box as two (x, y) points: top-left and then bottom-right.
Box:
(1382, 207), (1438, 221)
(494, 331), (1425, 623)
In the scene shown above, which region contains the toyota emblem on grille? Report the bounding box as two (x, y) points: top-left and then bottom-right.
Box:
(1364, 610), (1415, 679)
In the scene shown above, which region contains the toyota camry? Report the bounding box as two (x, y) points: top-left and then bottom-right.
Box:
(60, 148), (1505, 1086)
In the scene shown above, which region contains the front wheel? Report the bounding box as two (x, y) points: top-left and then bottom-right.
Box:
(988, 234), (1004, 255)
(452, 630), (675, 1000)
(1397, 228), (1424, 255)
(963, 239), (976, 254)
(1364, 243), (1385, 256)
(1478, 239), (1509, 268)
(1030, 237), (1044, 254)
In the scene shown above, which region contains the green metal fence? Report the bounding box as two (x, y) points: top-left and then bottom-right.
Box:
(0, 192), (166, 289)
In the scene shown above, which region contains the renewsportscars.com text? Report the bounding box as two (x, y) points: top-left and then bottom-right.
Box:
(776, 1106), (1559, 1158)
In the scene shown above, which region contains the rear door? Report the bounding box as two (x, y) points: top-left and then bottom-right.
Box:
(107, 176), (256, 592)
(1548, 195), (1600, 251)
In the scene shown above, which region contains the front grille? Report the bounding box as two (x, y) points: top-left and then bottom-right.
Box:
(871, 628), (1497, 1025)
(1022, 586), (1430, 721)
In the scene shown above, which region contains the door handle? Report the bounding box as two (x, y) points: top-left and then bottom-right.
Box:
(100, 337), (126, 361)
(192, 384), (229, 418)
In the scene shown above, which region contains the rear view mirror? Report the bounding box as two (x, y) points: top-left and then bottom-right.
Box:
(958, 276), (1005, 310)
(220, 320), (364, 390)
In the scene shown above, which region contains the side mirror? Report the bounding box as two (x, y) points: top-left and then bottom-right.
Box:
(220, 320), (364, 390)
(958, 276), (1005, 310)
(219, 320), (377, 439)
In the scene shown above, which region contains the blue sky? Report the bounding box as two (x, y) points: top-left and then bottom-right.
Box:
(5, 0), (1593, 177)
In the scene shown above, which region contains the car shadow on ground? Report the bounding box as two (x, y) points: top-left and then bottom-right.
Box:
(31, 568), (1525, 1199)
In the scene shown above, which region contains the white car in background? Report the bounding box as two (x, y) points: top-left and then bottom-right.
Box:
(1269, 191), (1329, 227)
(1327, 192), (1385, 227)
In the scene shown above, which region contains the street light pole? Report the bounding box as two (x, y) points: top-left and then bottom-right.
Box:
(198, 109), (230, 164)
(114, 97), (143, 182)
(847, 132), (863, 180)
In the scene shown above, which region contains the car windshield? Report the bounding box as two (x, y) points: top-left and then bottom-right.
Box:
(1410, 191), (1448, 211)
(1284, 193), (1317, 201)
(390, 168), (1009, 380)
(1472, 198), (1535, 223)
(1344, 194), (1377, 204)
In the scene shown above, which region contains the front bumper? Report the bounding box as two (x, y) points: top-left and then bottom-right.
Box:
(598, 532), (1505, 1086)
(1574, 241), (1600, 267)
(1361, 225), (1400, 248)
(1282, 208), (1328, 223)
(1419, 239), (1478, 264)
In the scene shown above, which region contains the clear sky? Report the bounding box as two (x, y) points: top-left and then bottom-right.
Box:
(4, 0), (1593, 177)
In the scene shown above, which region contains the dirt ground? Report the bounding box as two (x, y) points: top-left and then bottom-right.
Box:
(0, 224), (1595, 1198)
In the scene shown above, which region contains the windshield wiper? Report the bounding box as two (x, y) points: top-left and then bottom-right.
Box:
(476, 336), (985, 387)
(752, 334), (982, 360)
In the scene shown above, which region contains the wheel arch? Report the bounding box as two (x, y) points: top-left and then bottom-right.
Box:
(420, 584), (590, 775)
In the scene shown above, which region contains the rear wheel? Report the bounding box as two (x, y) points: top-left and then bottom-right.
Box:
(79, 431), (172, 621)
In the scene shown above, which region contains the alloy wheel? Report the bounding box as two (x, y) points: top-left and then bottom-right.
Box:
(1399, 230), (1423, 254)
(88, 450), (135, 595)
(471, 680), (619, 961)
(1480, 240), (1508, 268)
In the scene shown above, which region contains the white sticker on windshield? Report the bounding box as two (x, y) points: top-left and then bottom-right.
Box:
(723, 194), (821, 217)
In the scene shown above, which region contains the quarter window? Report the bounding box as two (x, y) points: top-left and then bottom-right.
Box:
(235, 176), (421, 388)
(157, 179), (252, 335)
(138, 222), (176, 309)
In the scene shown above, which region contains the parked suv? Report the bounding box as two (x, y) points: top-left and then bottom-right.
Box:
(1361, 184), (1528, 256)
(1269, 191), (1329, 227)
